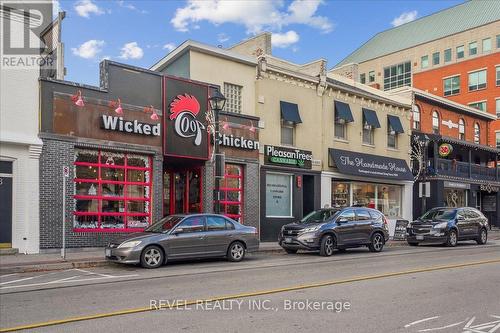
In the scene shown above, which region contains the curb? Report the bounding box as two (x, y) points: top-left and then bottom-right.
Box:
(2, 237), (498, 275)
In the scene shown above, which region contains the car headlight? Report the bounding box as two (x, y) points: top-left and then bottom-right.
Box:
(117, 240), (142, 248)
(301, 225), (321, 233)
(433, 222), (447, 229)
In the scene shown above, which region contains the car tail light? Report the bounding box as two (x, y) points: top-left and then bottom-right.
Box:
(383, 216), (389, 229)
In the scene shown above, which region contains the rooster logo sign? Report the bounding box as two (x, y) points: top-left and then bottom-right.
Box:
(169, 94), (205, 146)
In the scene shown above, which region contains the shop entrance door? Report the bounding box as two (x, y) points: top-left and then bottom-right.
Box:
(0, 161), (13, 247)
(163, 169), (202, 216)
(302, 175), (315, 217)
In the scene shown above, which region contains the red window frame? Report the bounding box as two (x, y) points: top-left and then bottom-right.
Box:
(220, 164), (244, 223)
(73, 150), (153, 232)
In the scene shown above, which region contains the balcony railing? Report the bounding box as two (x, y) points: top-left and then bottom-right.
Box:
(436, 158), (498, 181)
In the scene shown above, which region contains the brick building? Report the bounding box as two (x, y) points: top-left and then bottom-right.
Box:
(392, 87), (499, 226)
(332, 0), (500, 147)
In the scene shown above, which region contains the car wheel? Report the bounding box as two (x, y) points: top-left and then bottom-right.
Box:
(476, 228), (487, 245)
(141, 245), (164, 269)
(284, 249), (298, 254)
(407, 242), (419, 246)
(319, 235), (335, 257)
(368, 233), (385, 252)
(446, 229), (458, 247)
(227, 241), (246, 262)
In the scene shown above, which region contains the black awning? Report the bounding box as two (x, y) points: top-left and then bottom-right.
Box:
(329, 148), (414, 181)
(388, 115), (404, 134)
(362, 108), (380, 128)
(334, 101), (354, 123)
(280, 101), (302, 124)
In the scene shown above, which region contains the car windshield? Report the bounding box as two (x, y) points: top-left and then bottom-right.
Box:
(144, 216), (184, 233)
(300, 210), (339, 223)
(420, 209), (456, 220)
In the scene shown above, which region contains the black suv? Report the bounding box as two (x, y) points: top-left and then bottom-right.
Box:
(278, 207), (390, 256)
(406, 207), (489, 247)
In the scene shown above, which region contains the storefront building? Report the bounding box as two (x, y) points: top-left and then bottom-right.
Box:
(396, 88), (500, 226)
(152, 33), (412, 241)
(38, 61), (260, 250)
(319, 77), (414, 234)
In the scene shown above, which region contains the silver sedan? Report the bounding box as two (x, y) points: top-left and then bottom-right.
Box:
(105, 214), (259, 268)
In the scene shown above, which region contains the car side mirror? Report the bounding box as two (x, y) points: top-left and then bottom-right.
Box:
(338, 217), (348, 224)
(173, 228), (184, 235)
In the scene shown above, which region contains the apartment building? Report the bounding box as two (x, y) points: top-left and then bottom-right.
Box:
(332, 0), (500, 146)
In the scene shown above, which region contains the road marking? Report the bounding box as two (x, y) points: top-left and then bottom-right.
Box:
(0, 274), (139, 290)
(1, 257), (499, 333)
(0, 271), (62, 286)
(417, 320), (465, 332)
(404, 316), (440, 328)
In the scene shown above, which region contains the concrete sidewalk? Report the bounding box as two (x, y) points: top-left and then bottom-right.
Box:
(2, 231), (499, 274)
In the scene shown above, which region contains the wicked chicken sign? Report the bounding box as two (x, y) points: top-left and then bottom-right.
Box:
(163, 76), (209, 159)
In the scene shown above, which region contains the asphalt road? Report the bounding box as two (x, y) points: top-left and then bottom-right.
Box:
(1, 240), (500, 332)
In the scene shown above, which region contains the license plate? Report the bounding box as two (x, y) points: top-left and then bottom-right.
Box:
(416, 235), (424, 240)
(105, 249), (111, 256)
(285, 237), (292, 243)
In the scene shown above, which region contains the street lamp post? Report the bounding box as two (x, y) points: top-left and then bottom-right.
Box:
(208, 89), (226, 215)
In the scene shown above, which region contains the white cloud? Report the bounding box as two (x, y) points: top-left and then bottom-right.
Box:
(271, 30), (299, 48)
(171, 0), (332, 34)
(74, 0), (104, 18)
(119, 42), (144, 60)
(391, 10), (417, 27)
(71, 40), (105, 59)
(117, 0), (148, 14)
(163, 43), (176, 52)
(217, 33), (230, 43)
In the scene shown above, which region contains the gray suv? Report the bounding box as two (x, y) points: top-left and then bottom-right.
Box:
(279, 207), (390, 256)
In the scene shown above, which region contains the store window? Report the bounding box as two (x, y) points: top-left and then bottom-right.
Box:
(444, 48), (452, 63)
(432, 52), (440, 65)
(281, 120), (294, 145)
(421, 55), (429, 69)
(496, 99), (500, 119)
(456, 45), (464, 59)
(482, 38), (491, 53)
(459, 118), (465, 140)
(468, 69), (487, 91)
(332, 181), (403, 218)
(497, 35), (500, 48)
(412, 105), (420, 130)
(265, 173), (292, 217)
(432, 111), (440, 134)
(444, 189), (467, 207)
(377, 186), (402, 217)
(223, 82), (242, 113)
(443, 75), (460, 96)
(383, 61), (411, 91)
(469, 42), (477, 56)
(474, 123), (480, 144)
(496, 132), (500, 149)
(74, 149), (152, 231)
(360, 73), (366, 84)
(331, 182), (350, 208)
(220, 164), (244, 223)
(496, 66), (500, 86)
(334, 116), (347, 140)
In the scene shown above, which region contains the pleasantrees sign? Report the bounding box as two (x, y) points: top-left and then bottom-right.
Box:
(164, 77), (209, 159)
(100, 115), (161, 136)
(264, 145), (313, 169)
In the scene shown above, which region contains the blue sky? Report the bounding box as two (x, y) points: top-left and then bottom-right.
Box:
(60, 0), (464, 86)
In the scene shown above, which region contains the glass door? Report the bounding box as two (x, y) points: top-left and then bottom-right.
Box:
(163, 169), (202, 216)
